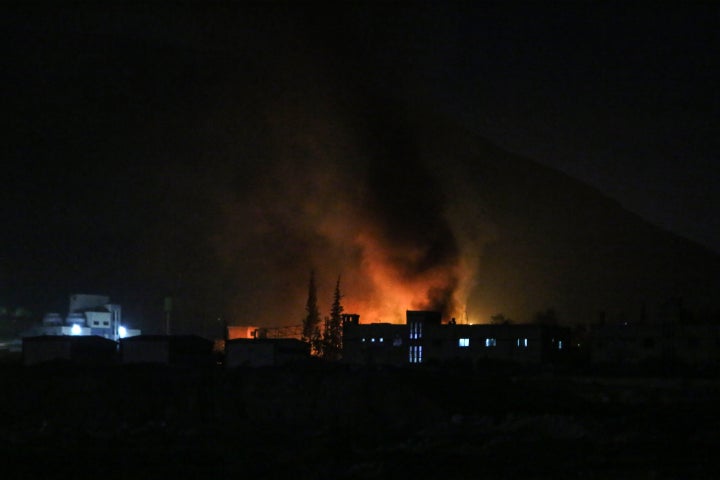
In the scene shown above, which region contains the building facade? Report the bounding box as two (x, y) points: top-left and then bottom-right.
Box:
(343, 310), (570, 366)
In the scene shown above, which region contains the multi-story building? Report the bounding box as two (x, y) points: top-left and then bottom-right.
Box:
(343, 310), (570, 366)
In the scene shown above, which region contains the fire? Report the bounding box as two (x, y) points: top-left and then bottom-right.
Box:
(215, 92), (491, 329)
(342, 229), (471, 323)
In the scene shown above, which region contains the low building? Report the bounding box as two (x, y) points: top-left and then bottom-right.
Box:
(22, 335), (118, 366)
(224, 338), (310, 367)
(590, 322), (720, 367)
(120, 335), (215, 367)
(343, 310), (570, 366)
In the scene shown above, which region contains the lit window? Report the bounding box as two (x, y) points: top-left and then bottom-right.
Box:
(371, 337), (375, 342)
(379, 337), (384, 343)
(409, 345), (423, 363)
(409, 321), (423, 340)
(558, 340), (563, 350)
(70, 324), (82, 335)
(485, 338), (497, 347)
(361, 338), (366, 343)
(517, 338), (528, 348)
(458, 338), (470, 347)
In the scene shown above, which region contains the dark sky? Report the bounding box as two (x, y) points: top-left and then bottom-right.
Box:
(336, 3), (720, 255)
(2, 3), (719, 330)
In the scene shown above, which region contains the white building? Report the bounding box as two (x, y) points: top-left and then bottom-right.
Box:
(23, 294), (140, 341)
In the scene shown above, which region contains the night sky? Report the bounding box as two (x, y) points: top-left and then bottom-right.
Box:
(2, 3), (719, 333)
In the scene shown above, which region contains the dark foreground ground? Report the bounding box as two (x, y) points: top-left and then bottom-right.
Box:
(1, 360), (719, 479)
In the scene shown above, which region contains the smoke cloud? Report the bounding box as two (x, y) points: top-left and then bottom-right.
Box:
(206, 78), (477, 326)
(113, 7), (491, 331)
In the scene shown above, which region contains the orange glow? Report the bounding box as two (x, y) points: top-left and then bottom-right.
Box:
(342, 229), (473, 324)
(227, 325), (260, 339)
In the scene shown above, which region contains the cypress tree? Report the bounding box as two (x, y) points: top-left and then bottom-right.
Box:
(323, 275), (344, 361)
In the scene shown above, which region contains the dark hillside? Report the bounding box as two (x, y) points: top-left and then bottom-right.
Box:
(405, 109), (720, 324)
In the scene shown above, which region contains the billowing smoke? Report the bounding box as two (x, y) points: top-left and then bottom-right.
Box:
(357, 104), (463, 318)
(136, 10), (483, 328)
(207, 82), (475, 326)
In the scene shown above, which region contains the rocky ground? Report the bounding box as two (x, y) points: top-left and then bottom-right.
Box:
(1, 360), (719, 479)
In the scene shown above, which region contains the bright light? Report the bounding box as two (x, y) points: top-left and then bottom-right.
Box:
(458, 338), (470, 347)
(70, 324), (82, 335)
(118, 326), (127, 338)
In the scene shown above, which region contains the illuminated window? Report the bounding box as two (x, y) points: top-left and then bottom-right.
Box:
(379, 337), (384, 343)
(70, 324), (82, 335)
(361, 338), (366, 343)
(558, 340), (563, 350)
(485, 338), (497, 347)
(458, 338), (470, 347)
(517, 338), (528, 348)
(409, 345), (423, 363)
(409, 321), (423, 340)
(371, 338), (375, 342)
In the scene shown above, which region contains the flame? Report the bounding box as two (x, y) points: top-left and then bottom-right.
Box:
(333, 229), (472, 324)
(213, 91), (492, 329)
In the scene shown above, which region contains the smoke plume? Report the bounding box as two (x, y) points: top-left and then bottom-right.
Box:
(208, 80), (476, 326)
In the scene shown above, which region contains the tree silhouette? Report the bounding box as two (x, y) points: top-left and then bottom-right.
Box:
(323, 275), (344, 361)
(302, 269), (322, 355)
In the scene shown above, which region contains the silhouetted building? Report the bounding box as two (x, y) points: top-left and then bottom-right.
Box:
(589, 322), (720, 367)
(22, 335), (118, 366)
(224, 338), (310, 367)
(120, 335), (214, 367)
(343, 310), (570, 366)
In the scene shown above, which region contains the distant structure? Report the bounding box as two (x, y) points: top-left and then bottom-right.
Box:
(223, 322), (312, 366)
(119, 334), (214, 366)
(343, 310), (570, 366)
(22, 335), (118, 366)
(225, 338), (310, 367)
(22, 294), (140, 341)
(226, 324), (303, 340)
(589, 322), (720, 368)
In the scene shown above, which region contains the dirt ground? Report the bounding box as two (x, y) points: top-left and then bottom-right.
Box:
(1, 361), (719, 479)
